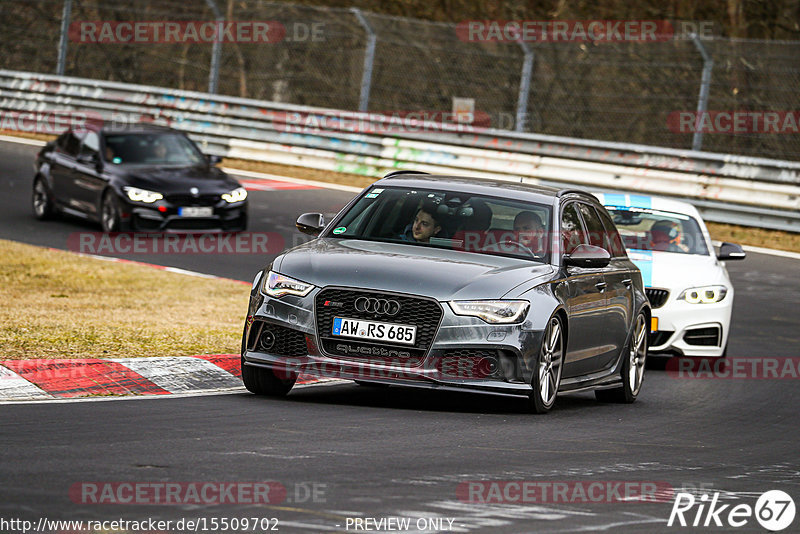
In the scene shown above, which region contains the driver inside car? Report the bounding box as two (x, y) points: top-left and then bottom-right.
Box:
(399, 201), (442, 243)
(513, 210), (546, 252)
(649, 220), (689, 253)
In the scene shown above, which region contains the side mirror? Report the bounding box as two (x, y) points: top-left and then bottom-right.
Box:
(564, 244), (611, 268)
(296, 212), (325, 236)
(717, 242), (746, 261)
(207, 154), (223, 165)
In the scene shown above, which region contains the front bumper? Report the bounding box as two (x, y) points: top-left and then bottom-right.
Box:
(648, 293), (732, 357)
(242, 288), (545, 395)
(121, 200), (247, 232)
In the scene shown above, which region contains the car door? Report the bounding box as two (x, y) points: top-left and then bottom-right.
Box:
(580, 202), (634, 371)
(70, 130), (107, 216)
(50, 131), (82, 206)
(559, 201), (611, 378)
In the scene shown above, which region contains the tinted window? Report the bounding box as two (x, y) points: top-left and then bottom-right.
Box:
(578, 203), (606, 249)
(59, 132), (82, 157)
(560, 202), (586, 255)
(80, 131), (100, 156)
(596, 207), (628, 258)
(103, 133), (205, 165)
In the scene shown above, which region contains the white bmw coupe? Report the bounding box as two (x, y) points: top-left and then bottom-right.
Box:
(595, 193), (746, 358)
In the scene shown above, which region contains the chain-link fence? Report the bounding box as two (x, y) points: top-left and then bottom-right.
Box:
(1, 0), (799, 160)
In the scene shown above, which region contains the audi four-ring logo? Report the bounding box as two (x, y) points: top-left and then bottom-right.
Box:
(354, 297), (401, 316)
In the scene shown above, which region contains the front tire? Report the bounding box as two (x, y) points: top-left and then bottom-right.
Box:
(100, 190), (122, 233)
(596, 312), (648, 403)
(527, 315), (564, 414)
(241, 358), (297, 397)
(32, 177), (55, 220)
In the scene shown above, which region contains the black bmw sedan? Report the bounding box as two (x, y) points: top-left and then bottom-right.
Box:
(241, 172), (650, 413)
(32, 123), (247, 232)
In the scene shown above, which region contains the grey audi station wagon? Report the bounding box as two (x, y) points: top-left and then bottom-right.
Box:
(241, 172), (650, 413)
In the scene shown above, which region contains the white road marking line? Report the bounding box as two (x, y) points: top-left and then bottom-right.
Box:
(0, 135), (46, 146)
(223, 167), (363, 193)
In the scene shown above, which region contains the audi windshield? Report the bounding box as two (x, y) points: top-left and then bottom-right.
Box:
(327, 186), (552, 262)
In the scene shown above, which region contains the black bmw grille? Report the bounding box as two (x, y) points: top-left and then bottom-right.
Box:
(166, 194), (220, 206)
(645, 288), (670, 309)
(315, 288), (443, 364)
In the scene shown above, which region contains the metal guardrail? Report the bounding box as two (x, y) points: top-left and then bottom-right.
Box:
(1, 69), (799, 232)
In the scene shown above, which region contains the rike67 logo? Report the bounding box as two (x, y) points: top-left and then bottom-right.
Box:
(668, 490), (795, 531)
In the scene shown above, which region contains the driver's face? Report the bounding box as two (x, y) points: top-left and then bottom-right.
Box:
(154, 143), (167, 158)
(514, 217), (544, 248)
(412, 211), (440, 242)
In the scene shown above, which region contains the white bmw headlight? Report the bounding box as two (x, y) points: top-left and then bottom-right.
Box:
(678, 285), (728, 304)
(449, 300), (529, 324)
(222, 187), (248, 203)
(262, 271), (314, 298)
(124, 186), (163, 203)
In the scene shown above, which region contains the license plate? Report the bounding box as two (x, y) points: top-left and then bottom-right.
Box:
(332, 317), (416, 345)
(178, 207), (213, 217)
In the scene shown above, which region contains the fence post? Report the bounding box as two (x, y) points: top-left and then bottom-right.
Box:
(205, 0), (223, 94)
(691, 35), (713, 151)
(351, 8), (376, 112)
(56, 0), (73, 75)
(515, 40), (534, 132)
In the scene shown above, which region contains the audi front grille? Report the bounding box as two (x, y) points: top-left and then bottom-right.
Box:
(314, 288), (443, 366)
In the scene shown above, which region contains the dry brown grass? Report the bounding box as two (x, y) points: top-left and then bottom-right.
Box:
(0, 239), (250, 359)
(706, 222), (800, 253)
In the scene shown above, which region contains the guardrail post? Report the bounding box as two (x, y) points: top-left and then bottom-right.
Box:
(205, 0), (223, 94)
(691, 35), (714, 152)
(56, 0), (73, 75)
(515, 40), (534, 132)
(351, 8), (376, 112)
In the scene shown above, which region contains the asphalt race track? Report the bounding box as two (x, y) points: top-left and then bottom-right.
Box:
(1, 139), (799, 533)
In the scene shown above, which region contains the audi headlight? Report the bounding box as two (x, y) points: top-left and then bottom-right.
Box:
(262, 271), (314, 298)
(124, 186), (163, 203)
(678, 285), (728, 304)
(449, 300), (529, 324)
(222, 187), (247, 203)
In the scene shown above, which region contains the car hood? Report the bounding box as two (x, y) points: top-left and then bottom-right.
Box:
(118, 165), (239, 194)
(275, 238), (554, 300)
(626, 249), (730, 289)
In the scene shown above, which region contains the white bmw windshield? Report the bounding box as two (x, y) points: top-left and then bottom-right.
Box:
(606, 206), (709, 255)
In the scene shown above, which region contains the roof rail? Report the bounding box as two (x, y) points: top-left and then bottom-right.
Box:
(557, 188), (598, 201)
(383, 170), (430, 178)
